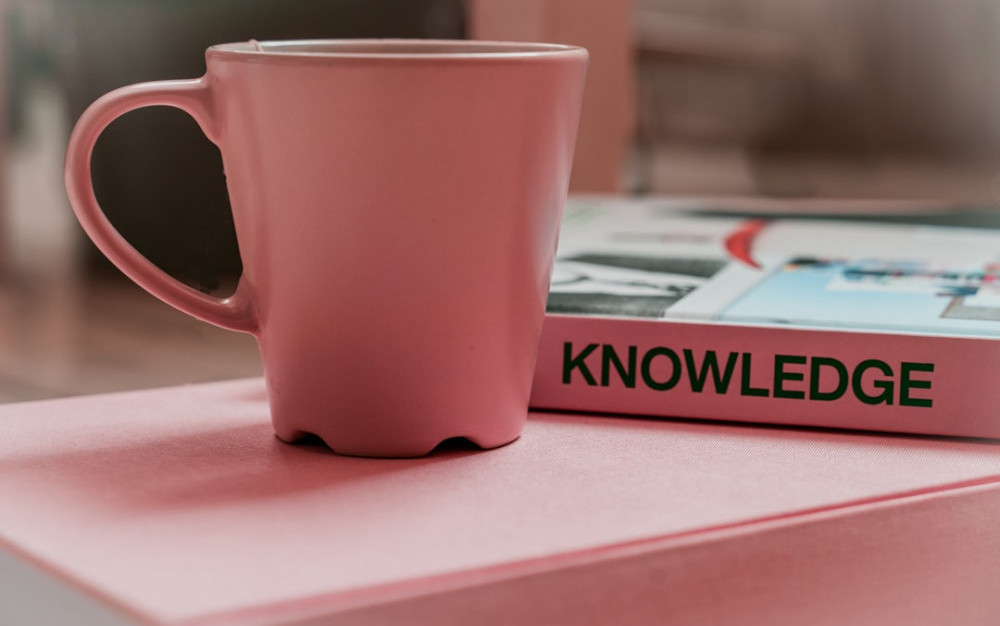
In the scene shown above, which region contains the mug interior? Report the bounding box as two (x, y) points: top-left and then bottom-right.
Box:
(209, 39), (584, 59)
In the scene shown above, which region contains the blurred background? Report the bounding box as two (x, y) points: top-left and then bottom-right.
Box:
(1, 0), (998, 402)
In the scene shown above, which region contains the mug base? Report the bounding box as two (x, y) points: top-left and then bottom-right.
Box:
(273, 426), (522, 459)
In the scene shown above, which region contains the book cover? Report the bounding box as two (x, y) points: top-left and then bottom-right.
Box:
(532, 197), (1000, 438)
(2, 379), (1000, 625)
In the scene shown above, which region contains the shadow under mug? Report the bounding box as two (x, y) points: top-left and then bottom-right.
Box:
(64, 39), (588, 457)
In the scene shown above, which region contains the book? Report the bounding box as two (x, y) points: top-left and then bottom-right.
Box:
(2, 379), (1000, 625)
(531, 196), (1000, 439)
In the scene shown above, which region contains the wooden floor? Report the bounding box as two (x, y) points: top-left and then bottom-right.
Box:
(0, 272), (262, 403)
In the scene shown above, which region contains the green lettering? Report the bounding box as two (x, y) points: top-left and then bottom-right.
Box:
(601, 345), (637, 388)
(809, 357), (848, 401)
(900, 362), (934, 408)
(563, 342), (598, 386)
(773, 354), (807, 399)
(740, 353), (769, 397)
(683, 349), (738, 393)
(641, 347), (681, 391)
(852, 359), (894, 405)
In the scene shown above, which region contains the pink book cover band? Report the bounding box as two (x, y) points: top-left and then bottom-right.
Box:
(532, 315), (1000, 438)
(531, 197), (1000, 438)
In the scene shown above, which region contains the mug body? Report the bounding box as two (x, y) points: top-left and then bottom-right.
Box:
(206, 40), (587, 456)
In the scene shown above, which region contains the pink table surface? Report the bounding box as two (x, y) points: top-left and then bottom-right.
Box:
(2, 378), (1000, 625)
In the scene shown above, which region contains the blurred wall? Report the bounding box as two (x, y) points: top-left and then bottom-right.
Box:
(635, 0), (1000, 198)
(637, 0), (1000, 157)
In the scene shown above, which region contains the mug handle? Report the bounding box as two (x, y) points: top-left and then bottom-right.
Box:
(65, 78), (257, 334)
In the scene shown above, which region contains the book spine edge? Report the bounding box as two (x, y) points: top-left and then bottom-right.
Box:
(530, 316), (1000, 439)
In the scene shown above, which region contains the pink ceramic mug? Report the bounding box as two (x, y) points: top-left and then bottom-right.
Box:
(65, 39), (587, 457)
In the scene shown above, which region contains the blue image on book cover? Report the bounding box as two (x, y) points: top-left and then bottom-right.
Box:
(720, 257), (1000, 336)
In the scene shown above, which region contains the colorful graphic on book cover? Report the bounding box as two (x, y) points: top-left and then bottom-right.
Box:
(547, 199), (1000, 336)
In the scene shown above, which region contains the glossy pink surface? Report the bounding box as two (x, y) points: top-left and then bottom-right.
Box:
(65, 40), (588, 456)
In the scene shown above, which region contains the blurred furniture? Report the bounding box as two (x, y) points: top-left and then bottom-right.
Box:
(468, 0), (635, 193)
(632, 8), (805, 194)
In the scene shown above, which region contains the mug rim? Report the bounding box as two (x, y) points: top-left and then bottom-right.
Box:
(207, 38), (588, 61)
